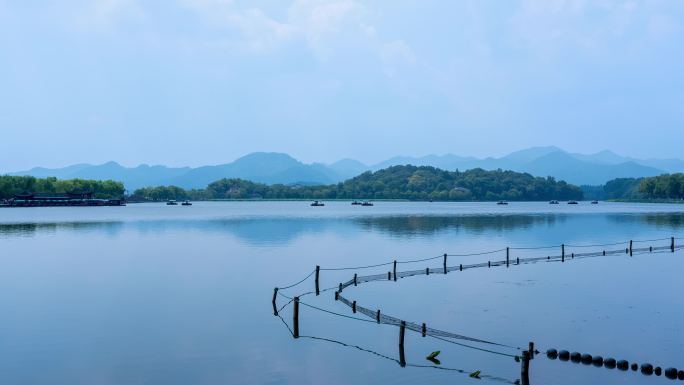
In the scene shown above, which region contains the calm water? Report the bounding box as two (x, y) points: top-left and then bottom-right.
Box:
(1, 201), (683, 385)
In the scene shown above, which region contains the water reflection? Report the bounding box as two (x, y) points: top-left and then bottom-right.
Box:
(1, 213), (683, 245)
(274, 313), (520, 384)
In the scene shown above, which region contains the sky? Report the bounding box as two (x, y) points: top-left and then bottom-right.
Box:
(1, 0), (683, 171)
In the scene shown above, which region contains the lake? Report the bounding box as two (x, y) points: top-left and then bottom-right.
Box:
(1, 201), (683, 385)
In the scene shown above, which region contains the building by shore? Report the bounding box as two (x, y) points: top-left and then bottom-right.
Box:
(0, 191), (125, 207)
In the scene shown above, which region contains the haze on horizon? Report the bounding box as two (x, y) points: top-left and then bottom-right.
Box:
(1, 1), (683, 171)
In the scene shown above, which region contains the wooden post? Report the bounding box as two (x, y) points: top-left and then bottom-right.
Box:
(529, 341), (535, 359)
(376, 309), (381, 323)
(603, 250), (606, 256)
(516, 257), (519, 265)
(399, 321), (406, 367)
(352, 300), (356, 313)
(339, 282), (343, 293)
(388, 271), (391, 280)
(393, 260), (397, 281)
(459, 263), (463, 271)
(521, 351), (530, 385)
(334, 291), (339, 301)
(506, 247), (510, 268)
(422, 323), (426, 337)
(272, 288), (279, 316)
(315, 265), (320, 296)
(354, 273), (357, 286)
(672, 237), (675, 252)
(488, 261), (491, 268)
(561, 244), (565, 262)
(629, 240), (633, 256)
(293, 296), (300, 338)
(650, 246), (653, 252)
(443, 253), (447, 274)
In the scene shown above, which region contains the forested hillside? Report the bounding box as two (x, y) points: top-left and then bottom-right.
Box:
(130, 165), (583, 201)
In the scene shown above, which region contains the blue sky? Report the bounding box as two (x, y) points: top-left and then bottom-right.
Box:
(1, 0), (683, 171)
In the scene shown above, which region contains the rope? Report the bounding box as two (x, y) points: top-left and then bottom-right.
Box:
(277, 292), (377, 324)
(428, 334), (520, 358)
(447, 248), (506, 257)
(396, 254), (444, 264)
(509, 245), (559, 250)
(276, 269), (315, 290)
(320, 261), (394, 271)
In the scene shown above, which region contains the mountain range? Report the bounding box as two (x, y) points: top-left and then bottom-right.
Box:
(7, 147), (683, 190)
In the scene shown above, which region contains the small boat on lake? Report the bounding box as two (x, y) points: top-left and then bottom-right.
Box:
(361, 201), (374, 206)
(310, 201), (325, 207)
(166, 200), (178, 206)
(497, 201), (508, 205)
(351, 201), (361, 205)
(549, 200), (559, 204)
(182, 200), (192, 206)
(591, 200), (599, 204)
(567, 200), (579, 205)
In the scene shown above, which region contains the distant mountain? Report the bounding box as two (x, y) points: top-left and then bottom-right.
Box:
(167, 152), (340, 188)
(9, 153), (346, 190)
(8, 147), (682, 189)
(10, 162), (191, 190)
(328, 158), (368, 180)
(367, 147), (668, 185)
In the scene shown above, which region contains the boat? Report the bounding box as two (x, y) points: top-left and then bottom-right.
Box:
(497, 201), (508, 205)
(567, 200), (578, 205)
(181, 200), (192, 206)
(351, 201), (361, 205)
(549, 200), (559, 204)
(361, 201), (374, 206)
(310, 201), (325, 207)
(591, 200), (599, 204)
(166, 200), (178, 206)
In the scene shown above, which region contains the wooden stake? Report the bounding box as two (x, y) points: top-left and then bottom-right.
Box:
(293, 296), (300, 338)
(315, 265), (320, 296)
(629, 240), (633, 256)
(393, 260), (397, 281)
(521, 351), (530, 385)
(443, 253), (447, 274)
(399, 321), (406, 366)
(272, 288), (279, 316)
(561, 244), (565, 262)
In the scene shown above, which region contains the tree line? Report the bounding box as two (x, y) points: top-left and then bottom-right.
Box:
(581, 173), (684, 201)
(129, 165), (584, 201)
(0, 176), (124, 200)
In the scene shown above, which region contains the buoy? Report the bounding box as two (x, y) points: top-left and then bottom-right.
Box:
(547, 349), (558, 359)
(677, 370), (684, 380)
(581, 354), (593, 365)
(570, 352), (581, 363)
(604, 358), (616, 369)
(559, 350), (570, 361)
(632, 363), (639, 371)
(617, 360), (629, 370)
(641, 363), (654, 375)
(664, 367), (677, 380)
(655, 367), (662, 376)
(592, 355), (604, 367)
